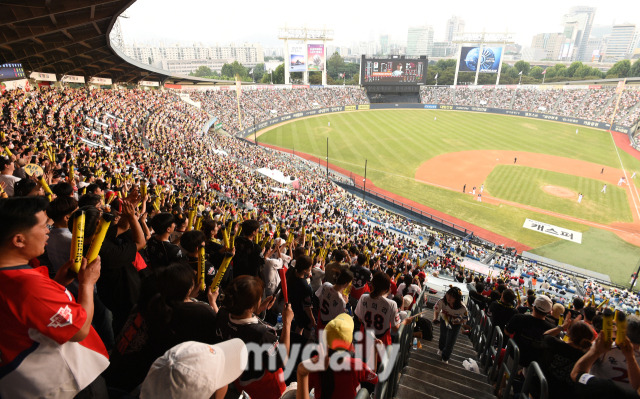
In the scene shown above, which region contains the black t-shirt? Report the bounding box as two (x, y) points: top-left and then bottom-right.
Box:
(288, 276), (313, 328)
(538, 335), (587, 399)
(232, 236), (264, 279)
(214, 307), (283, 383)
(574, 372), (640, 399)
(505, 313), (553, 366)
(350, 265), (372, 290)
(97, 230), (141, 333)
(105, 300), (217, 391)
(489, 300), (517, 332)
(144, 236), (185, 270)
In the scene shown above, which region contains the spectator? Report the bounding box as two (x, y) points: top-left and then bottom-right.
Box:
(433, 286), (469, 364)
(505, 294), (554, 367)
(0, 196), (108, 398)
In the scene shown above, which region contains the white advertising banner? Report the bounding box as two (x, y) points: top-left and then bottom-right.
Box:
(1, 79), (30, 90)
(61, 75), (85, 83)
(89, 77), (112, 85)
(523, 218), (582, 244)
(139, 80), (159, 87)
(29, 71), (57, 82)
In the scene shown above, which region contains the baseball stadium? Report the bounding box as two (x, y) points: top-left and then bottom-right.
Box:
(2, 1), (640, 399)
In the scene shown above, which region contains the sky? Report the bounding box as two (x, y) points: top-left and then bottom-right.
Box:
(119, 0), (640, 49)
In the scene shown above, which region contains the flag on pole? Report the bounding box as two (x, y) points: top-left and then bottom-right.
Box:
(518, 70), (523, 75)
(434, 73), (438, 79)
(541, 69), (547, 75)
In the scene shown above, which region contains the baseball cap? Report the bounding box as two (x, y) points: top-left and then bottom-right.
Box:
(140, 339), (248, 399)
(403, 295), (414, 309)
(533, 295), (553, 314)
(324, 313), (354, 350)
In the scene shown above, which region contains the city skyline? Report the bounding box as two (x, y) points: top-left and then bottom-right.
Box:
(120, 0), (640, 51)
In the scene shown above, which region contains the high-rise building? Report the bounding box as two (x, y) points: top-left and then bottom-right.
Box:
(379, 35), (389, 56)
(561, 6), (596, 61)
(531, 33), (565, 60)
(604, 24), (636, 61)
(445, 16), (465, 44)
(406, 26), (434, 57)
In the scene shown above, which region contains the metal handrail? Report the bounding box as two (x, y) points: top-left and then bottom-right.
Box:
(494, 338), (521, 398)
(518, 361), (549, 399)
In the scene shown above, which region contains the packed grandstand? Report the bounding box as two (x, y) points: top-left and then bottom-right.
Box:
(3, 81), (640, 398)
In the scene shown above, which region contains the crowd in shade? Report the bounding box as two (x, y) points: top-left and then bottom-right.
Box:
(1, 84), (640, 399)
(420, 86), (640, 127)
(188, 87), (369, 134)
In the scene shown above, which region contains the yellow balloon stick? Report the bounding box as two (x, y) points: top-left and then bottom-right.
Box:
(39, 176), (53, 201)
(616, 310), (627, 347)
(86, 218), (111, 263)
(4, 146), (13, 157)
(210, 255), (232, 291)
(70, 212), (85, 273)
(198, 246), (206, 291)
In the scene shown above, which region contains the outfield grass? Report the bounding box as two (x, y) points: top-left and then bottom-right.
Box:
(486, 165), (632, 224)
(259, 110), (640, 285)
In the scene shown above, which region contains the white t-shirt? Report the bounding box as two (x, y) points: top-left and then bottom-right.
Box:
(397, 283), (420, 298)
(355, 294), (401, 337)
(590, 345), (640, 388)
(0, 174), (21, 197)
(315, 282), (347, 324)
(434, 298), (468, 325)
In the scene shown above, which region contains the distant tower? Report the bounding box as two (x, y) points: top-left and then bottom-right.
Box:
(446, 16), (465, 44)
(407, 26), (434, 57)
(561, 6), (596, 61)
(110, 14), (129, 49)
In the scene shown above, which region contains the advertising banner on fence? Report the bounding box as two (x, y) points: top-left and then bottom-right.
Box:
(523, 218), (582, 243)
(61, 75), (85, 83)
(29, 71), (57, 82)
(307, 44), (325, 71)
(289, 44), (306, 72)
(458, 46), (502, 73)
(90, 77), (112, 85)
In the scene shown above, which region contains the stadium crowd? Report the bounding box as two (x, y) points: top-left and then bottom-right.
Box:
(1, 83), (640, 398)
(420, 85), (640, 127)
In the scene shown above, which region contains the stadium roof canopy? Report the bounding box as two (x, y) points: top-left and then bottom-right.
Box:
(0, 0), (235, 85)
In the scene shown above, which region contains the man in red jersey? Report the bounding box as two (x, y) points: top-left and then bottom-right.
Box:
(0, 196), (108, 398)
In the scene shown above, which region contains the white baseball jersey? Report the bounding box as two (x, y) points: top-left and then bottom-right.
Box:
(315, 282), (347, 324)
(355, 293), (401, 337)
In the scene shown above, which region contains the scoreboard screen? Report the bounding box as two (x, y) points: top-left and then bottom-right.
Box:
(0, 63), (25, 80)
(361, 58), (427, 85)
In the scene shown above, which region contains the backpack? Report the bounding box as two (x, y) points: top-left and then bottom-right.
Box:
(415, 317), (433, 341)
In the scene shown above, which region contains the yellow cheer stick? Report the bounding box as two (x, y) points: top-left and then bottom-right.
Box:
(210, 255), (233, 291)
(86, 218), (111, 263)
(186, 209), (196, 231)
(4, 146), (12, 157)
(198, 246), (206, 291)
(70, 211), (85, 273)
(616, 310), (627, 347)
(39, 176), (53, 201)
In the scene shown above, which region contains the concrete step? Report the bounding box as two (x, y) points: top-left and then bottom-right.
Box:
(406, 358), (492, 388)
(398, 374), (477, 399)
(411, 345), (473, 364)
(402, 367), (495, 399)
(409, 351), (487, 382)
(419, 339), (478, 359)
(395, 384), (440, 399)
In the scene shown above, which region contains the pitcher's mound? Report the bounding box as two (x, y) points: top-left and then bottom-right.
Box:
(542, 185), (575, 198)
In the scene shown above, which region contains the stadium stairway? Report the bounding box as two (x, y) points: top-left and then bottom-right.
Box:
(395, 308), (495, 399)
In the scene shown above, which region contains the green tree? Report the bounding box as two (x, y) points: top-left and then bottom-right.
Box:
(252, 63), (265, 82)
(574, 64), (592, 78)
(327, 52), (346, 80)
(606, 60), (631, 78)
(221, 61), (249, 80)
(309, 72), (322, 85)
(273, 63), (285, 84)
(567, 61), (583, 77)
(192, 66), (214, 77)
(514, 60), (531, 75)
(629, 59), (640, 77)
(529, 66), (544, 79)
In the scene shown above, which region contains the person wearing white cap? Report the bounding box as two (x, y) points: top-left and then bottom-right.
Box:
(505, 294), (554, 367)
(141, 339), (248, 399)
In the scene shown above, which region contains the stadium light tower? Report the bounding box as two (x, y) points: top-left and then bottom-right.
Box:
(452, 31), (514, 86)
(279, 26), (334, 85)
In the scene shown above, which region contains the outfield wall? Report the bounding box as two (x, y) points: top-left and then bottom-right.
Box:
(235, 103), (633, 139)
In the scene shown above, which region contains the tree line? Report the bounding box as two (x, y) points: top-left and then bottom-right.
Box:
(190, 53), (640, 86)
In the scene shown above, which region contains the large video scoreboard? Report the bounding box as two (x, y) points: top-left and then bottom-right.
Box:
(0, 63), (25, 80)
(361, 56), (427, 86)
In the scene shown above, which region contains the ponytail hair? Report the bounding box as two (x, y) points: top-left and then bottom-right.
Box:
(222, 276), (264, 316)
